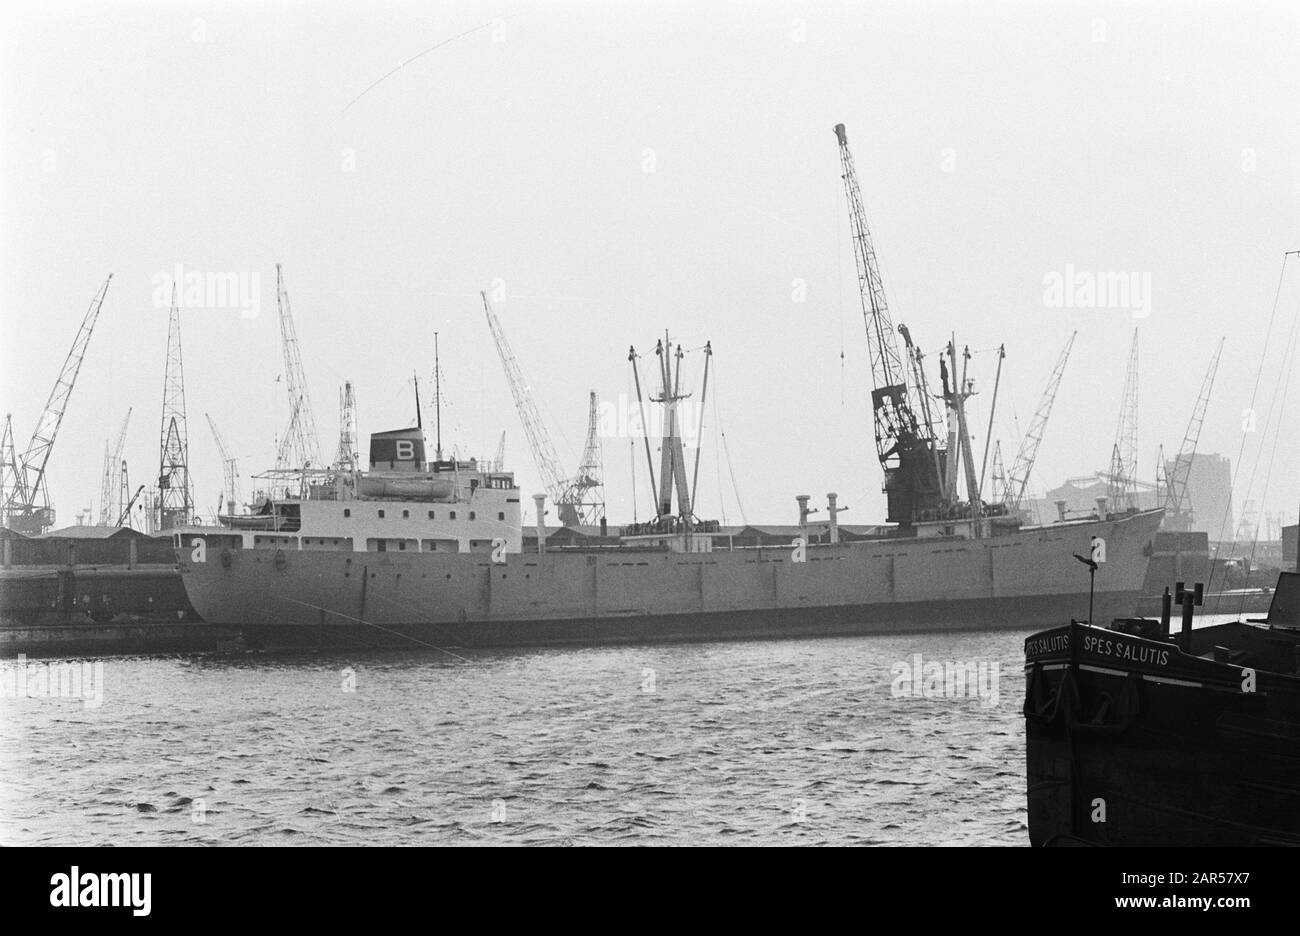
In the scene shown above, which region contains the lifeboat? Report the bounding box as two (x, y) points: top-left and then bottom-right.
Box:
(357, 476), (455, 500)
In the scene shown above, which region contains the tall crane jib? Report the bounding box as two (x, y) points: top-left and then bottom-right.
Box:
(1002, 331), (1076, 514)
(481, 292), (581, 526)
(275, 265), (322, 472)
(1107, 329), (1140, 512)
(206, 413), (239, 516)
(4, 274), (113, 534)
(1163, 337), (1225, 529)
(98, 407), (132, 525)
(834, 124), (943, 525)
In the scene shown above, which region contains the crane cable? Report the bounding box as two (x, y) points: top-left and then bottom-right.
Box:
(709, 357), (747, 526)
(1208, 251), (1295, 592)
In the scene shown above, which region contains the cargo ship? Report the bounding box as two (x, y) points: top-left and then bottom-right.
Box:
(176, 435), (1161, 649)
(176, 123), (1163, 649)
(1023, 571), (1300, 846)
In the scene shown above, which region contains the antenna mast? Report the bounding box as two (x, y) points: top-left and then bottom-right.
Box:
(433, 332), (442, 461)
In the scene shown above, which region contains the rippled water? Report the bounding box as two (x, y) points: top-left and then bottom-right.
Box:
(1, 630), (1034, 845)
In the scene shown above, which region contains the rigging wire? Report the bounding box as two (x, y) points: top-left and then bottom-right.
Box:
(1233, 286), (1300, 613)
(342, 17), (504, 114)
(1208, 252), (1294, 590)
(712, 384), (728, 527)
(710, 357), (747, 525)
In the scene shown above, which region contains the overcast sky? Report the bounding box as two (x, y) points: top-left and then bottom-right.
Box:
(2, 0), (1297, 538)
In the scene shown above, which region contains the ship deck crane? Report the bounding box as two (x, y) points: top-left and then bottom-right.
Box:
(4, 274), (113, 534)
(1001, 331), (1076, 514)
(834, 123), (944, 526)
(1163, 338), (1225, 529)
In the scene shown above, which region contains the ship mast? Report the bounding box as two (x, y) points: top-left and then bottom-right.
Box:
(434, 332), (443, 461)
(654, 333), (693, 519)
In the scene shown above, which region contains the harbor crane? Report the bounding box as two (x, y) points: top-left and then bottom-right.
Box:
(1107, 329), (1140, 512)
(482, 292), (599, 527)
(157, 285), (193, 531)
(206, 413), (239, 516)
(98, 407), (132, 525)
(1163, 338), (1225, 530)
(117, 484), (145, 528)
(0, 416), (17, 524)
(274, 265), (322, 471)
(1001, 331), (1076, 513)
(834, 123), (947, 526)
(4, 274), (113, 534)
(333, 381), (358, 472)
(570, 392), (605, 524)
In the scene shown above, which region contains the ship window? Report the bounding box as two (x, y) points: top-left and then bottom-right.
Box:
(377, 540), (387, 552)
(344, 509), (351, 518)
(402, 510), (409, 518)
(378, 509), (385, 519)
(450, 511), (457, 520)
(470, 511), (476, 520)
(498, 512), (505, 520)
(428, 510), (435, 519)
(399, 541), (407, 550)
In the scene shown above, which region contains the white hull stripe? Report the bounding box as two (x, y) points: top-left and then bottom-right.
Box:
(1024, 661), (1205, 689)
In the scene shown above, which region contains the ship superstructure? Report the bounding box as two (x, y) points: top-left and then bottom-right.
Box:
(214, 424), (523, 558)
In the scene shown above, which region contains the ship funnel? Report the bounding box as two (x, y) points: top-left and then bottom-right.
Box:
(369, 428), (426, 473)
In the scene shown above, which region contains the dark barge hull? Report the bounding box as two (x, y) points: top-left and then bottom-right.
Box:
(1023, 584), (1300, 845)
